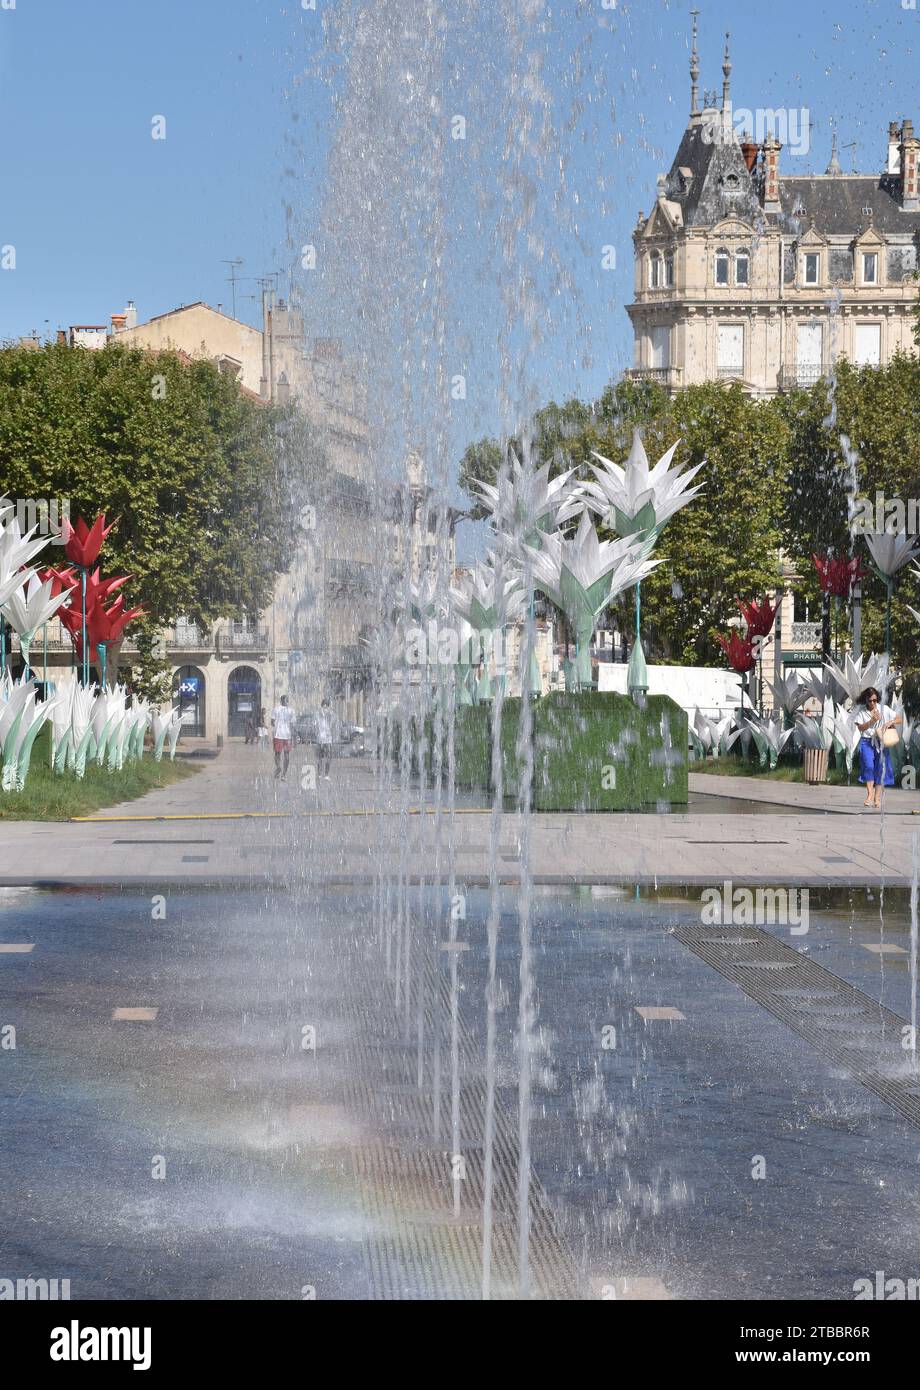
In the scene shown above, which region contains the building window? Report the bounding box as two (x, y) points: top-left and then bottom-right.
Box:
(862, 252), (879, 285)
(649, 325), (670, 370)
(793, 593), (810, 623)
(717, 323), (744, 376)
(664, 253), (674, 287)
(796, 321), (823, 386)
(715, 249), (730, 286)
(803, 252), (820, 285)
(854, 322), (881, 366)
(648, 253), (663, 288)
(735, 251), (750, 286)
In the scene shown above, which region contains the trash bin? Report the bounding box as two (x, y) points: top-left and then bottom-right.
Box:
(803, 747), (828, 784)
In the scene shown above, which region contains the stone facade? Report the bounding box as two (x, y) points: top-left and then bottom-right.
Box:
(627, 29), (920, 399)
(31, 297), (453, 740)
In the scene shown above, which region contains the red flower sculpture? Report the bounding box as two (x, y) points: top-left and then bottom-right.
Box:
(61, 514), (118, 569)
(37, 565), (78, 599)
(735, 596), (777, 639)
(813, 553), (864, 599)
(65, 596), (146, 665)
(716, 631), (756, 674)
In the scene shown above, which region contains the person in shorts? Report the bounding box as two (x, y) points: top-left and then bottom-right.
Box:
(315, 698), (336, 780)
(271, 695), (295, 780)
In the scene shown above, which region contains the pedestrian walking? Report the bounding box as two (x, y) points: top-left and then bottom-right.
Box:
(271, 695), (295, 780)
(315, 698), (337, 780)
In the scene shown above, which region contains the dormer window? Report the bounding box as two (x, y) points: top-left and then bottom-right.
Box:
(803, 252), (820, 286)
(715, 249), (730, 286)
(862, 252), (879, 285)
(735, 250), (750, 286)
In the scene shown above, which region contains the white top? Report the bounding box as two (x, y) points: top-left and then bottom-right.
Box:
(315, 707), (336, 743)
(854, 703), (896, 738)
(272, 705), (295, 741)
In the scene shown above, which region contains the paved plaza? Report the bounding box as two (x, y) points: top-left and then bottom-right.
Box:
(4, 743), (920, 1302)
(2, 742), (919, 888)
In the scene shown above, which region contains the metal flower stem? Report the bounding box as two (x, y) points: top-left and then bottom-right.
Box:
(99, 641), (108, 692)
(0, 622), (4, 677)
(81, 566), (88, 687)
(886, 577), (893, 662)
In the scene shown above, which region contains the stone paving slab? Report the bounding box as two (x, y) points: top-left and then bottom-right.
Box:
(3, 744), (920, 888)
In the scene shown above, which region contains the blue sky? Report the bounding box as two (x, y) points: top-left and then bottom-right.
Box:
(1, 0), (917, 484)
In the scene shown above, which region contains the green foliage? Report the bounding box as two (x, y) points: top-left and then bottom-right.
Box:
(439, 693), (688, 810)
(779, 354), (920, 681)
(457, 378), (787, 666)
(0, 726), (197, 821)
(0, 342), (314, 654)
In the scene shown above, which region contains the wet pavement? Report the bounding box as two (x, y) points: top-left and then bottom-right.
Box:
(2, 881), (919, 1299)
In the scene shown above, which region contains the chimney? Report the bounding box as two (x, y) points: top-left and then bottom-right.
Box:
(900, 118), (919, 211)
(125, 299), (138, 330)
(888, 121), (901, 175)
(740, 132), (759, 172)
(762, 135), (781, 212)
(110, 312), (127, 334)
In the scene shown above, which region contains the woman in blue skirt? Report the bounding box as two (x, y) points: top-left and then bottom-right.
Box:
(854, 686), (901, 809)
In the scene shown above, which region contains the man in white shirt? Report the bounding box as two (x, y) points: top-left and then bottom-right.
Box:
(271, 695), (295, 780)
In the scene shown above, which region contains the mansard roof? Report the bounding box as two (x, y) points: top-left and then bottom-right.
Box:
(776, 175), (920, 237)
(663, 122), (764, 229)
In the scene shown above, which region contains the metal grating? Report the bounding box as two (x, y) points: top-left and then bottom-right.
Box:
(342, 950), (582, 1300)
(672, 922), (920, 1129)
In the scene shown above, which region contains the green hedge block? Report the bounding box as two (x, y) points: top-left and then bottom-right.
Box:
(454, 704), (491, 787)
(421, 691), (687, 809)
(530, 692), (687, 810)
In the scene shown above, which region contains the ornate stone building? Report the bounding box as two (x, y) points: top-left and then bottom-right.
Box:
(628, 22), (920, 397)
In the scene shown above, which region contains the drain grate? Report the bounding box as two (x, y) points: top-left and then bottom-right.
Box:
(113, 839), (215, 845)
(342, 949), (582, 1299)
(673, 922), (920, 1129)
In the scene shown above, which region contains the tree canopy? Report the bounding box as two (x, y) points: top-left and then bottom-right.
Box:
(0, 341), (315, 692)
(456, 354), (920, 673)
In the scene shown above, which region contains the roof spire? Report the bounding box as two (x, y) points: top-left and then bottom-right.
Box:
(722, 32), (732, 115)
(825, 130), (842, 175)
(689, 9), (701, 122)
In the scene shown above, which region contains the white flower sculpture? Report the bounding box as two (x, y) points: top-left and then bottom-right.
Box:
(0, 679), (57, 792)
(526, 511), (658, 688)
(832, 707), (864, 775)
(823, 652), (890, 703)
(745, 712), (794, 770)
(581, 430), (705, 541)
(474, 447), (580, 548)
(1, 572), (74, 671)
(151, 707), (182, 761)
(766, 672), (810, 719)
(864, 530), (920, 581)
(448, 557), (524, 703)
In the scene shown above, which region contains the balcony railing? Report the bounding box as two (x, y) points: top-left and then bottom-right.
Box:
(780, 364), (833, 391)
(717, 364), (745, 379)
(166, 623), (211, 651)
(216, 624), (269, 654)
(325, 560), (376, 597)
(789, 621), (821, 646)
(627, 367), (680, 388)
